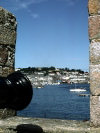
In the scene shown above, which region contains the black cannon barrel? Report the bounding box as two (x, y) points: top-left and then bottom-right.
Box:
(0, 77), (11, 108)
(0, 71), (33, 111)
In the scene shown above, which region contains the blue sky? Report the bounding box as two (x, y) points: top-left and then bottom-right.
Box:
(0, 0), (89, 71)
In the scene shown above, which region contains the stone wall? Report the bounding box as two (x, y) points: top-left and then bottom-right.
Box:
(88, 0), (100, 127)
(0, 7), (16, 77)
(0, 7), (17, 118)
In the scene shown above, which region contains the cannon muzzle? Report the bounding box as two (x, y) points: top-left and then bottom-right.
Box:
(0, 71), (33, 111)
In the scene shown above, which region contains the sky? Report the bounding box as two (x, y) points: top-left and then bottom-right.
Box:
(0, 0), (89, 71)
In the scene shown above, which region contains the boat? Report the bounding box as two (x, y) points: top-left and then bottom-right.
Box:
(70, 82), (86, 92)
(70, 88), (86, 92)
(78, 94), (90, 97)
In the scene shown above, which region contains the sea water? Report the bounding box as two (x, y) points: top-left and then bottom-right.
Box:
(18, 83), (90, 120)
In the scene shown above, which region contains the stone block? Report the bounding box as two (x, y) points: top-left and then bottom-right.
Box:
(88, 0), (100, 15)
(0, 45), (8, 65)
(0, 45), (15, 67)
(90, 95), (100, 127)
(2, 67), (14, 77)
(5, 45), (15, 67)
(0, 26), (16, 45)
(88, 15), (100, 40)
(0, 7), (17, 30)
(0, 7), (17, 45)
(90, 39), (100, 63)
(90, 64), (100, 95)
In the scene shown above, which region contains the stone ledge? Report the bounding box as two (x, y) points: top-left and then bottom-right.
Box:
(0, 116), (90, 133)
(1, 117), (100, 132)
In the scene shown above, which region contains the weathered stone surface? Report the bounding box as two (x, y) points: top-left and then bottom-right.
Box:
(0, 8), (5, 25)
(0, 7), (17, 30)
(0, 117), (90, 133)
(88, 15), (100, 40)
(89, 0), (100, 127)
(0, 45), (15, 67)
(0, 7), (16, 77)
(0, 26), (16, 45)
(6, 46), (15, 67)
(88, 0), (100, 15)
(0, 45), (8, 65)
(90, 95), (100, 127)
(2, 117), (100, 133)
(90, 39), (100, 63)
(0, 109), (16, 119)
(2, 67), (14, 77)
(0, 7), (17, 45)
(0, 7), (16, 118)
(0, 66), (12, 77)
(90, 64), (100, 95)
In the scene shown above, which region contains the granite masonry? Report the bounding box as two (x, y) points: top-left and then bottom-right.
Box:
(0, 7), (17, 118)
(88, 0), (100, 127)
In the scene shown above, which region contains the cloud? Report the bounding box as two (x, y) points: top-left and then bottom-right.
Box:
(1, 0), (78, 19)
(12, 0), (35, 10)
(14, 0), (47, 10)
(65, 0), (75, 6)
(57, 0), (79, 6)
(2, 0), (47, 19)
(31, 13), (39, 19)
(16, 0), (47, 19)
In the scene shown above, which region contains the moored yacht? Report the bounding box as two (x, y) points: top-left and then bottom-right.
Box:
(70, 88), (86, 92)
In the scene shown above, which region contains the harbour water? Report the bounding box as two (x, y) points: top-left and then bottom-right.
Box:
(18, 84), (90, 120)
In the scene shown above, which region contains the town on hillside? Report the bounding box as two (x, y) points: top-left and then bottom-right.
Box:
(16, 67), (89, 88)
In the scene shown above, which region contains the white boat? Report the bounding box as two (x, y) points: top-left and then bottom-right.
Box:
(70, 88), (86, 92)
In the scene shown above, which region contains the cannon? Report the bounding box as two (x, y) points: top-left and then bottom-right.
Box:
(0, 71), (33, 111)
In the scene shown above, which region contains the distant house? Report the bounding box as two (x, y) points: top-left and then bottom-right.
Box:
(15, 68), (21, 71)
(48, 73), (55, 76)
